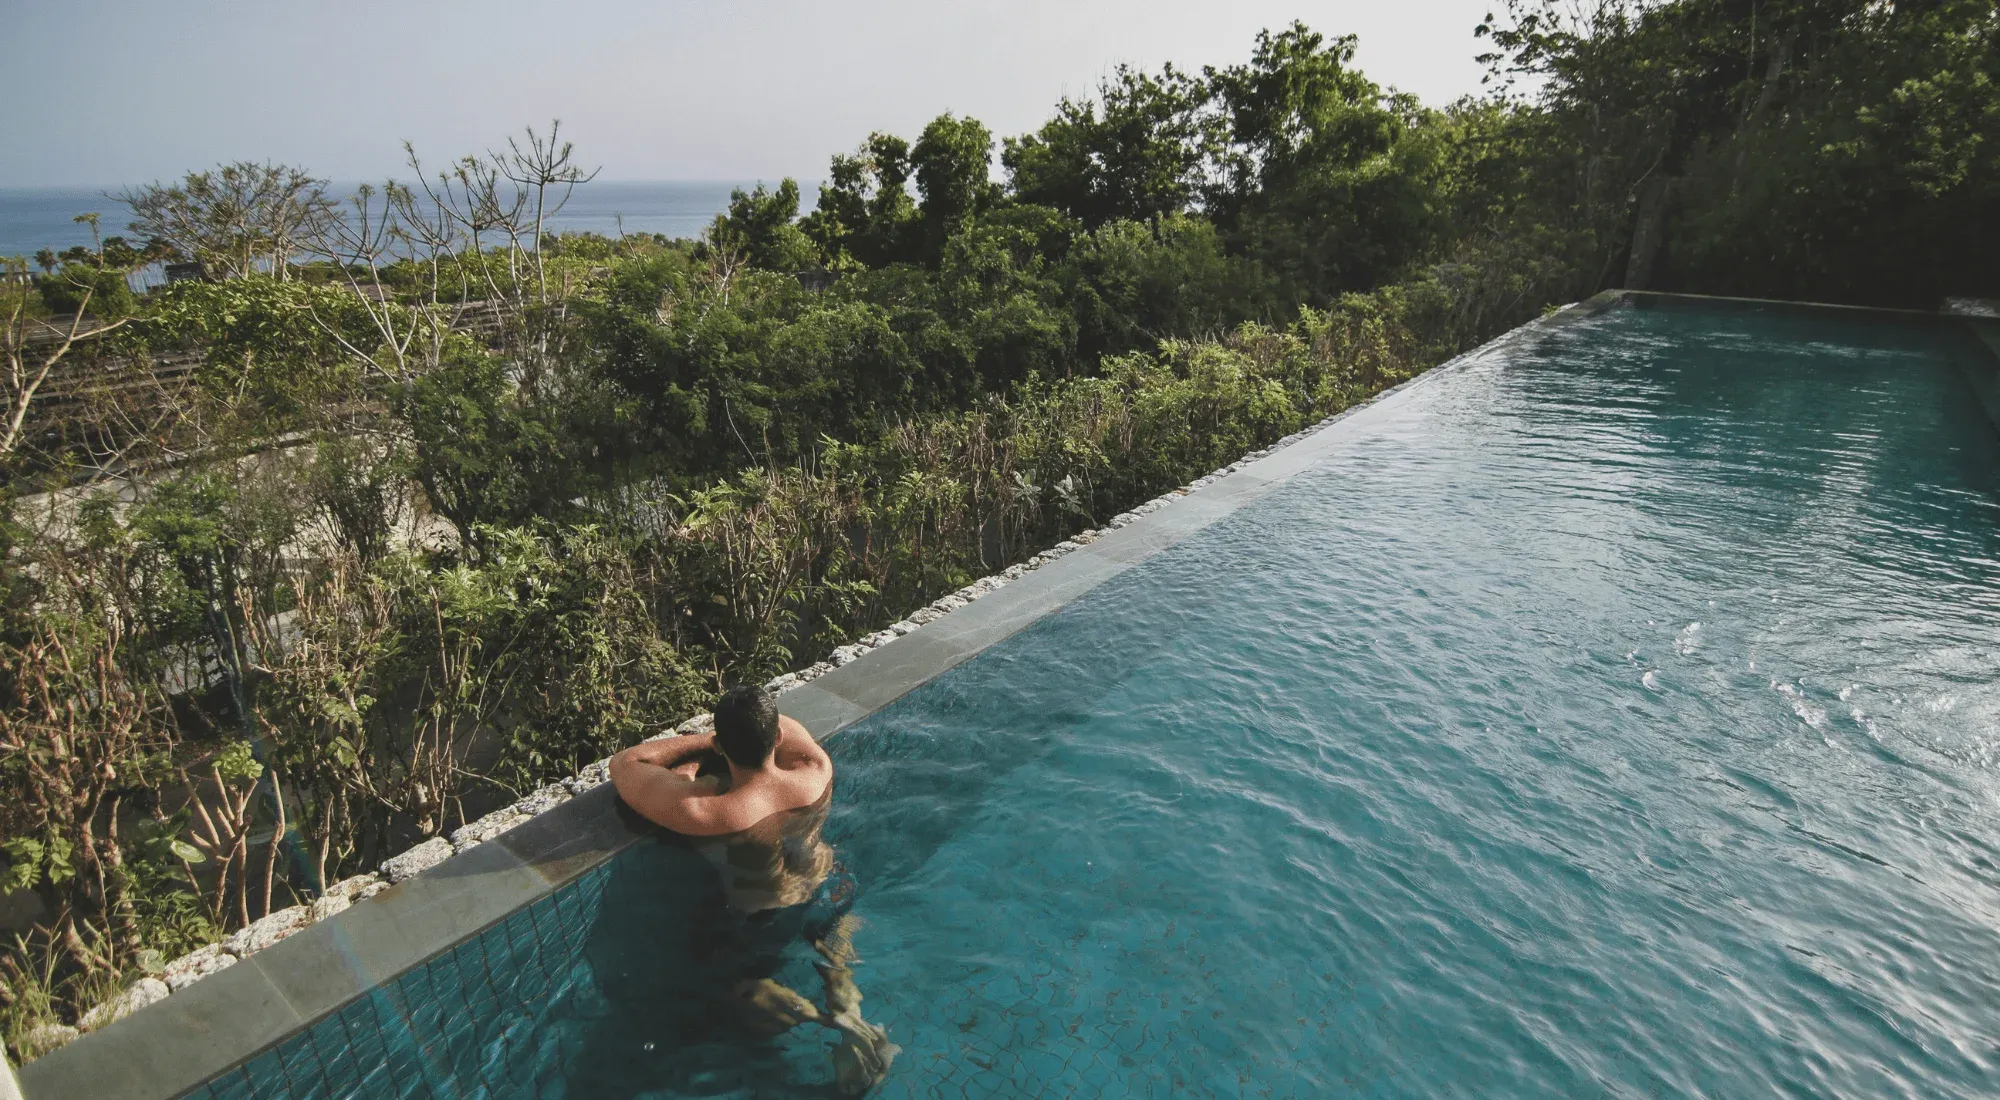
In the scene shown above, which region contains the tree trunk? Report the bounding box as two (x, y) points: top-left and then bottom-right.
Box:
(1623, 176), (1678, 291)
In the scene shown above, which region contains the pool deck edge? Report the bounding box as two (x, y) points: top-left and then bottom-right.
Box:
(1959, 317), (2000, 436)
(11, 289), (1621, 1100)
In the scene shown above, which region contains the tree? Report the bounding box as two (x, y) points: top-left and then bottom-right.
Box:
(1475, 0), (2000, 303)
(706, 180), (818, 272)
(1003, 65), (1213, 228)
(1203, 23), (1447, 302)
(1, 218), (137, 462)
(803, 133), (921, 269)
(121, 163), (328, 281)
(910, 114), (1002, 265)
(396, 348), (564, 554)
(298, 122), (601, 395)
(803, 115), (1002, 270)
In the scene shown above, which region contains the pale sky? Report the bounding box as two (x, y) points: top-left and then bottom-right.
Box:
(1, 0), (1502, 188)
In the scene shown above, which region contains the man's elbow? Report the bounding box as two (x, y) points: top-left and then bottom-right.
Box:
(608, 748), (648, 803)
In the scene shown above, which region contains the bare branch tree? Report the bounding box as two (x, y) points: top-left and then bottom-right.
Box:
(298, 121), (601, 397)
(1, 222), (135, 461)
(298, 183), (462, 389)
(499, 121), (599, 311)
(120, 163), (329, 281)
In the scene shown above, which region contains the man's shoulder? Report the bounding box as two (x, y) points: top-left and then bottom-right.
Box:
(772, 745), (832, 805)
(777, 717), (830, 760)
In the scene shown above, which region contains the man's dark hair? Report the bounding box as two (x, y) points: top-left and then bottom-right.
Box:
(713, 685), (781, 767)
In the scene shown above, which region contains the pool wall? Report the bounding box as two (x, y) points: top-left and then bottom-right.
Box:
(20, 289), (1993, 1100)
(1965, 318), (2000, 432)
(1626, 290), (2000, 432)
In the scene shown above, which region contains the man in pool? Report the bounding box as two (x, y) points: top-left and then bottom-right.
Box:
(610, 686), (897, 1095)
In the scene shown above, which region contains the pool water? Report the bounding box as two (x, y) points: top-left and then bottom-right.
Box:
(195, 301), (2000, 1099)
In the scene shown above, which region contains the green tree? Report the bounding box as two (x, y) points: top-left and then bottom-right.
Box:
(1204, 23), (1448, 302)
(910, 113), (1003, 265)
(397, 349), (566, 554)
(1003, 65), (1212, 227)
(804, 115), (1003, 270)
(120, 162), (327, 281)
(802, 133), (921, 269)
(706, 180), (819, 272)
(1476, 0), (2000, 303)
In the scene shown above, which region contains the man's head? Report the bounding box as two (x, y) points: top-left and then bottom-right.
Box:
(713, 685), (782, 768)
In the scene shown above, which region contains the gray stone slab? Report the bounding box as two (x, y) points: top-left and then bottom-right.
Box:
(810, 631), (975, 713)
(241, 921), (374, 1028)
(1238, 437), (1338, 485)
(495, 782), (650, 889)
(1619, 288), (1942, 322)
(1959, 319), (2000, 434)
(1078, 495), (1242, 564)
(1191, 465), (1279, 504)
(1118, 492), (1236, 539)
(327, 840), (549, 989)
(1078, 518), (1190, 565)
(778, 682), (870, 739)
(916, 550), (1129, 655)
(17, 951), (300, 1100)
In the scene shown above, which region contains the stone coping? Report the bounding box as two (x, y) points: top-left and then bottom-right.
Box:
(32, 286), (1917, 1099)
(1617, 288), (1956, 322)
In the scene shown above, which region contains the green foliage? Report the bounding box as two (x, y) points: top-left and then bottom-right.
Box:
(706, 180), (819, 272)
(134, 276), (370, 431)
(1203, 23), (1450, 301)
(119, 162), (326, 280)
(910, 114), (1003, 264)
(804, 112), (1003, 270)
(1476, 0), (2000, 303)
(397, 347), (566, 551)
(119, 812), (219, 958)
(803, 132), (922, 269)
(1, 835), (74, 892)
(307, 435), (407, 563)
(1061, 215), (1262, 361)
(36, 264), (137, 319)
(1003, 64), (1212, 228)
(482, 525), (709, 786)
(210, 741), (263, 783)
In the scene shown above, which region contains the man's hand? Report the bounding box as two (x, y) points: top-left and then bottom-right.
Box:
(631, 731), (717, 769)
(611, 734), (713, 807)
(611, 732), (748, 830)
(613, 733), (716, 783)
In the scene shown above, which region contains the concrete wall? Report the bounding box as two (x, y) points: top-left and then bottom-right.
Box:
(1965, 320), (2000, 435)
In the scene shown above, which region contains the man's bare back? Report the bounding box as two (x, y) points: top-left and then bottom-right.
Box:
(611, 714), (830, 837)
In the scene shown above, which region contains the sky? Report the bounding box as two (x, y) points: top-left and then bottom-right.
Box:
(1, 0), (1504, 189)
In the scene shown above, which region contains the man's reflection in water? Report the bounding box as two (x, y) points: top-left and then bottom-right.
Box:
(611, 686), (897, 1095)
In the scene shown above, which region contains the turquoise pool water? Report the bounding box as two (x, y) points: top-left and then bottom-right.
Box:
(194, 301), (2000, 1098)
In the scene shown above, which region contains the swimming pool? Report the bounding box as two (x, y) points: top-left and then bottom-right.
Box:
(130, 297), (2000, 1097)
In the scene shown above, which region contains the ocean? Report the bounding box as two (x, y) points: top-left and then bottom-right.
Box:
(0, 180), (812, 261)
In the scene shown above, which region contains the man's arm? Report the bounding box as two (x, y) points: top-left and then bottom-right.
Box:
(611, 736), (734, 832)
(625, 732), (718, 773)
